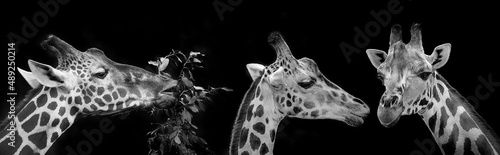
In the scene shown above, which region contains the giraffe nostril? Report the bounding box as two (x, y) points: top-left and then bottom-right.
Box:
(384, 96), (398, 107)
(353, 98), (365, 105)
(381, 96), (397, 107)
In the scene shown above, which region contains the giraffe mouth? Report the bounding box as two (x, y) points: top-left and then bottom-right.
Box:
(153, 87), (178, 108)
(344, 112), (367, 127)
(345, 113), (365, 127)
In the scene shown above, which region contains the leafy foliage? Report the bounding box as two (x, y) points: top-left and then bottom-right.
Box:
(147, 50), (231, 155)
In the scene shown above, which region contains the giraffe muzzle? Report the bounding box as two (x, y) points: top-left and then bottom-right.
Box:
(41, 35), (79, 57)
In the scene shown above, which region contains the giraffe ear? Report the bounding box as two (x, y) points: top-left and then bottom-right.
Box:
(366, 49), (387, 68)
(427, 43), (451, 69)
(268, 67), (284, 86)
(27, 59), (67, 87)
(246, 63), (265, 81)
(17, 67), (41, 88)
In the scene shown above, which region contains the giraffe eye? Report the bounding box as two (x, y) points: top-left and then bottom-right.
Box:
(92, 69), (108, 79)
(298, 78), (315, 89)
(418, 72), (432, 80)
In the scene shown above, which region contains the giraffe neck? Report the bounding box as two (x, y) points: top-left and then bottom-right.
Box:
(0, 86), (79, 155)
(420, 74), (500, 155)
(230, 76), (284, 155)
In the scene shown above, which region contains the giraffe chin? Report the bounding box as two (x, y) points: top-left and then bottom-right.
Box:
(344, 114), (365, 127)
(377, 106), (403, 128)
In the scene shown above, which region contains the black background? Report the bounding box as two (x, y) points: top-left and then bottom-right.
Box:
(4, 0), (499, 155)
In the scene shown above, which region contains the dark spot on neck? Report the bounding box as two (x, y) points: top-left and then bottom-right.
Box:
(476, 134), (496, 155)
(22, 114), (39, 132)
(459, 112), (476, 132)
(19, 145), (35, 155)
(241, 151), (250, 155)
(67, 97), (73, 104)
(438, 107), (449, 137)
(427, 112), (437, 133)
(270, 129), (276, 142)
(74, 96), (83, 105)
(49, 88), (58, 98)
(254, 105), (264, 117)
(437, 83), (445, 94)
(256, 87), (261, 97)
(28, 131), (48, 149)
(47, 102), (57, 111)
(239, 127), (249, 148)
(18, 102), (37, 122)
(60, 118), (70, 131)
(253, 122), (266, 135)
(432, 86), (440, 102)
(463, 138), (473, 155)
(249, 133), (261, 150)
(259, 143), (269, 155)
(51, 132), (59, 143)
(36, 94), (48, 107)
(441, 124), (458, 155)
(246, 105), (254, 122)
(69, 106), (79, 116)
(51, 118), (60, 127)
(39, 112), (50, 126)
(445, 98), (457, 116)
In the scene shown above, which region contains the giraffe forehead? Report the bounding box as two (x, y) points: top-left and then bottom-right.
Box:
(380, 52), (430, 77)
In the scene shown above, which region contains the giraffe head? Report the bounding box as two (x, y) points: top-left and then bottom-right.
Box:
(248, 32), (370, 126)
(18, 35), (178, 116)
(365, 24), (451, 127)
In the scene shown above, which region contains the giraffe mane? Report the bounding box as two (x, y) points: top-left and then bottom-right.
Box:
(435, 73), (500, 150)
(0, 85), (44, 130)
(229, 76), (262, 154)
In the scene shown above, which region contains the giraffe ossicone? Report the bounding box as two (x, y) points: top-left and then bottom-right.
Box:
(230, 32), (370, 155)
(366, 23), (500, 155)
(0, 35), (178, 155)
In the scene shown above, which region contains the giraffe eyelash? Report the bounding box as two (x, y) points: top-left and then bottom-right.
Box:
(92, 69), (108, 79)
